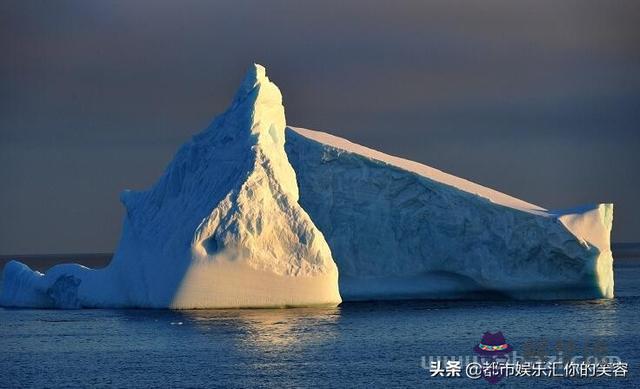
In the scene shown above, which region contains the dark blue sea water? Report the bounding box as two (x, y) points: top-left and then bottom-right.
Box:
(1, 259), (639, 388)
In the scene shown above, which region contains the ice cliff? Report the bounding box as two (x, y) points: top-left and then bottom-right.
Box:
(285, 128), (614, 300)
(0, 64), (614, 308)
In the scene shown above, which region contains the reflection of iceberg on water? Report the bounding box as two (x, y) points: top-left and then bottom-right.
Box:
(0, 64), (614, 308)
(183, 307), (340, 352)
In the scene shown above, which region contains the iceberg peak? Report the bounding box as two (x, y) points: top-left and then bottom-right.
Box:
(233, 63), (269, 101)
(219, 64), (286, 149)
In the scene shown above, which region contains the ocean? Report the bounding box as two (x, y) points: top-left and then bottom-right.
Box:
(1, 257), (638, 388)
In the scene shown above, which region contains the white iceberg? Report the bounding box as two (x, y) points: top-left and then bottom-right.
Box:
(0, 64), (613, 308)
(0, 64), (341, 308)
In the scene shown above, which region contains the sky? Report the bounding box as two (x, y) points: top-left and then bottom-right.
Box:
(1, 0), (639, 254)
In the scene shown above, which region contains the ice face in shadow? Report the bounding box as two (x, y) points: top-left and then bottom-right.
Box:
(285, 127), (614, 300)
(0, 65), (341, 308)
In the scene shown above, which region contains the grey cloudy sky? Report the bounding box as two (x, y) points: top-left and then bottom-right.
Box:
(1, 0), (639, 254)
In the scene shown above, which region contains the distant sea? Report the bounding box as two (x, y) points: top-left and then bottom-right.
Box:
(0, 251), (638, 388)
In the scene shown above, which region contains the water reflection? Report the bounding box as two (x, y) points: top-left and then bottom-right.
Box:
(570, 298), (620, 338)
(180, 307), (341, 354)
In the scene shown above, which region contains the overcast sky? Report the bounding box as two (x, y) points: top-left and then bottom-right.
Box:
(1, 0), (639, 254)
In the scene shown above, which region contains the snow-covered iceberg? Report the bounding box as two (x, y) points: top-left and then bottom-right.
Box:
(0, 64), (614, 308)
(0, 64), (341, 308)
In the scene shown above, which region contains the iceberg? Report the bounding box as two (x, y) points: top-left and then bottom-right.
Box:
(0, 64), (341, 308)
(0, 64), (613, 308)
